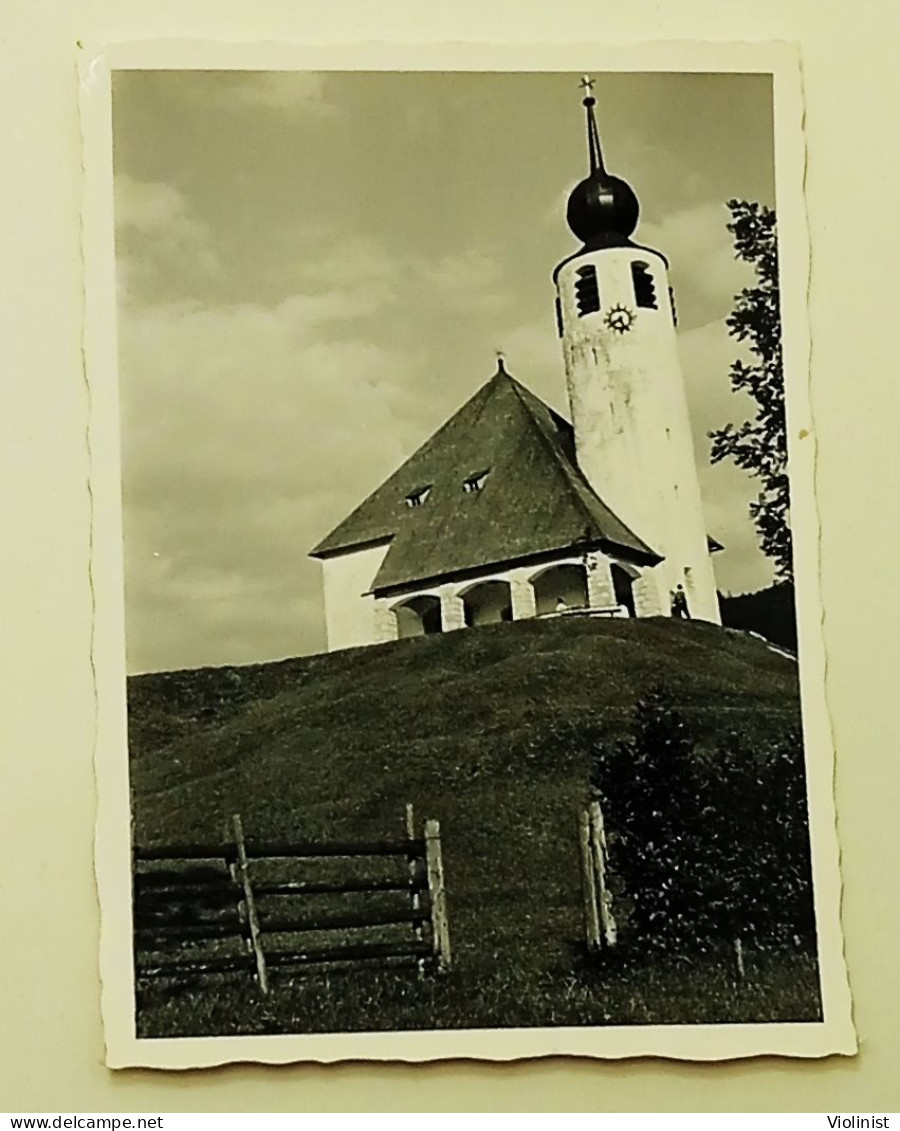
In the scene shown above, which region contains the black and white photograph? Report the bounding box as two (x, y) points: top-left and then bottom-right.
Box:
(83, 44), (853, 1065)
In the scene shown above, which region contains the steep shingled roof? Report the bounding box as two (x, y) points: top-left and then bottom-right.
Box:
(309, 366), (660, 594)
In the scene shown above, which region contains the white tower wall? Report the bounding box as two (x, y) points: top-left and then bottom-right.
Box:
(556, 246), (720, 623)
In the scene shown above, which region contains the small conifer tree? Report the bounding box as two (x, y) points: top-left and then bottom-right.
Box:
(591, 686), (704, 951)
(592, 693), (817, 955)
(704, 727), (816, 947)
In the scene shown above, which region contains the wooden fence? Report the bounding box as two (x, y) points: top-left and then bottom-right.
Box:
(133, 808), (451, 995)
(578, 800), (617, 953)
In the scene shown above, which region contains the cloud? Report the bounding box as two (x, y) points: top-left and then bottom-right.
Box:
(294, 237), (511, 317)
(114, 175), (220, 301)
(113, 189), (520, 668)
(292, 233), (404, 293)
(180, 72), (333, 117)
(679, 317), (755, 450)
(116, 176), (199, 236)
(639, 201), (753, 332)
(423, 250), (509, 313)
(118, 277), (426, 672)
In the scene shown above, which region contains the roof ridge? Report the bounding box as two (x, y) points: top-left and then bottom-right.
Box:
(506, 376), (604, 536)
(506, 375), (657, 557)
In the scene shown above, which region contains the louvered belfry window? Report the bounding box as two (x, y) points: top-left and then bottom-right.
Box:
(631, 261), (658, 309)
(574, 265), (601, 317)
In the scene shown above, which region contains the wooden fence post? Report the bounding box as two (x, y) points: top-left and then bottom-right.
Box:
(578, 807), (602, 953)
(424, 819), (451, 972)
(589, 800), (617, 948)
(734, 936), (745, 980)
(232, 813), (269, 996)
(406, 803), (426, 980)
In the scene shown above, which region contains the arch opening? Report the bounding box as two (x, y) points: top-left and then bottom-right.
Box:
(460, 580), (513, 628)
(393, 594), (443, 639)
(611, 564), (637, 617)
(531, 563), (589, 617)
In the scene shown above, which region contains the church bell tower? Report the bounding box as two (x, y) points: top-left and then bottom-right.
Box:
(554, 79), (721, 623)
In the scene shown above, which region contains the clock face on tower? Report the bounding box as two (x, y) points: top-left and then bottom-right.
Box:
(605, 304), (636, 334)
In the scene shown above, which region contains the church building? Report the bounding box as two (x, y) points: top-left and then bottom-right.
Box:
(310, 81), (722, 652)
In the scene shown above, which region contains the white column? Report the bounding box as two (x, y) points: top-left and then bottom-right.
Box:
(439, 587), (467, 631)
(510, 577), (537, 621)
(633, 567), (667, 618)
(585, 552), (615, 609)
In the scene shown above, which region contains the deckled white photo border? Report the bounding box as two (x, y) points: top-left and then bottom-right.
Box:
(80, 37), (855, 1069)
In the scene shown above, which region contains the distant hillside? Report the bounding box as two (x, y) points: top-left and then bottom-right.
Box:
(719, 582), (797, 653)
(129, 615), (804, 1032)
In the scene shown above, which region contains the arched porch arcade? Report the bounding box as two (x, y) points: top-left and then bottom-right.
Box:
(391, 593), (443, 639)
(530, 562), (590, 616)
(458, 579), (514, 627)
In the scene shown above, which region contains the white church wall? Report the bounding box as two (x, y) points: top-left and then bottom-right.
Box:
(320, 541), (391, 651)
(556, 245), (721, 625)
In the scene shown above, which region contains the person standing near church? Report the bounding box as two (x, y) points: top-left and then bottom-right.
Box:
(671, 584), (690, 619)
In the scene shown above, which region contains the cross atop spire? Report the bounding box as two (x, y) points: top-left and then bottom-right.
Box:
(579, 74), (605, 175)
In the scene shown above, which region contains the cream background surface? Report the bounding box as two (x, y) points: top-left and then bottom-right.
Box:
(2, 0), (897, 1113)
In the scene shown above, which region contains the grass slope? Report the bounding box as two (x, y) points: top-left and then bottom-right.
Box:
(129, 616), (816, 1036)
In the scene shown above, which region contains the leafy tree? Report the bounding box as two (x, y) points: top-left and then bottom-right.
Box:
(710, 200), (792, 581)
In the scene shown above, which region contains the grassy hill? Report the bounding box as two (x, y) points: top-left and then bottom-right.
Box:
(129, 615), (818, 1036)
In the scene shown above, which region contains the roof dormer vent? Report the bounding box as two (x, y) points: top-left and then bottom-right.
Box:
(462, 470), (490, 494)
(405, 485), (432, 508)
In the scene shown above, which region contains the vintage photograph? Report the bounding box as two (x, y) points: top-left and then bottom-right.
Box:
(90, 53), (848, 1062)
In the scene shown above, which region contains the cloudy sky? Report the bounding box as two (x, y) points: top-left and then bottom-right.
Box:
(112, 69), (776, 674)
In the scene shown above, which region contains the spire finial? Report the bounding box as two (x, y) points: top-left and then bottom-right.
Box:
(494, 347), (508, 375)
(579, 74), (605, 175)
(564, 73), (639, 244)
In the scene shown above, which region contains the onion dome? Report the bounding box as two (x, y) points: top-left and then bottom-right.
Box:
(566, 79), (640, 246)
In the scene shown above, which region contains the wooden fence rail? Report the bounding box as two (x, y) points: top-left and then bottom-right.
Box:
(134, 838), (424, 861)
(133, 807), (451, 995)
